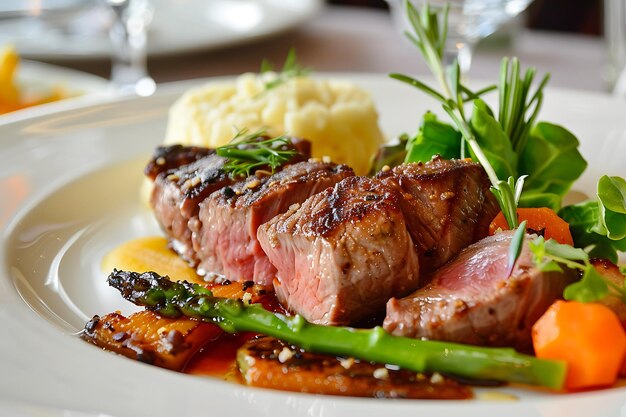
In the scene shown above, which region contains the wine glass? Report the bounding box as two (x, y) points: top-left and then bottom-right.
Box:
(388, 0), (534, 74)
(104, 0), (156, 96)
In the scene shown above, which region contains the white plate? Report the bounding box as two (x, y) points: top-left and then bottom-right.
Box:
(1, 74), (626, 417)
(2, 0), (323, 60)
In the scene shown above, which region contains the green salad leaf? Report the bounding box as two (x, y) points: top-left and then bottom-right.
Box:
(559, 175), (626, 263)
(598, 175), (626, 240)
(518, 122), (587, 210)
(563, 266), (609, 303)
(404, 112), (461, 163)
(469, 99), (518, 180)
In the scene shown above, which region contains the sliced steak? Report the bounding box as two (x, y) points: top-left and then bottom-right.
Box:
(257, 176), (421, 326)
(150, 151), (233, 265)
(376, 157), (499, 273)
(194, 161), (354, 285)
(148, 139), (311, 266)
(383, 231), (576, 351)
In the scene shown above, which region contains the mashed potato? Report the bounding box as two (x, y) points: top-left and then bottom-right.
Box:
(164, 73), (385, 175)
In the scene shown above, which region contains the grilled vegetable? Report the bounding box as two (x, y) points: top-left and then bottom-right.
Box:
(107, 269), (566, 389)
(237, 336), (472, 399)
(82, 310), (220, 371)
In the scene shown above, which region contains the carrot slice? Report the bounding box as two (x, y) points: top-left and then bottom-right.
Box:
(489, 207), (574, 245)
(532, 300), (626, 391)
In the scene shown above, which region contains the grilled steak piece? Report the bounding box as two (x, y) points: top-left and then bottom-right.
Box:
(383, 231), (576, 351)
(376, 157), (499, 273)
(194, 161), (354, 285)
(148, 139), (311, 266)
(237, 336), (472, 399)
(258, 176), (421, 325)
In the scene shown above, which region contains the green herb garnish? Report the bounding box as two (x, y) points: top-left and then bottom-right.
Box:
(216, 130), (298, 178)
(529, 235), (626, 303)
(391, 0), (524, 228)
(506, 220), (527, 277)
(260, 48), (310, 92)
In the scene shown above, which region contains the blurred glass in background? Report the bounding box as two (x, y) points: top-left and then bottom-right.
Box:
(328, 0), (602, 35)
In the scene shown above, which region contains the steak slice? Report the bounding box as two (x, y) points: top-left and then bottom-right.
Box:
(383, 231), (576, 351)
(148, 139), (311, 266)
(257, 176), (421, 326)
(376, 157), (499, 273)
(194, 161), (354, 285)
(150, 151), (233, 265)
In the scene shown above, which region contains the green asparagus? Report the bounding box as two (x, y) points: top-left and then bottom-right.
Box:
(108, 269), (566, 389)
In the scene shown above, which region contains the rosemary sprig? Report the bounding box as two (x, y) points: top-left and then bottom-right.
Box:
(260, 48), (310, 92)
(216, 130), (298, 178)
(391, 0), (541, 229)
(498, 57), (550, 153)
(506, 220), (527, 277)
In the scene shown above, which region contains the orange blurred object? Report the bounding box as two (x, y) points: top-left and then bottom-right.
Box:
(532, 300), (626, 391)
(489, 207), (574, 245)
(0, 45), (67, 115)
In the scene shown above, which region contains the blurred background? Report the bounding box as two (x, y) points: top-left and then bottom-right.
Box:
(330, 0), (602, 35)
(0, 0), (614, 115)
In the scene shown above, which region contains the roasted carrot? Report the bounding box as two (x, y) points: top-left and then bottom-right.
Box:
(489, 207), (574, 245)
(532, 300), (626, 391)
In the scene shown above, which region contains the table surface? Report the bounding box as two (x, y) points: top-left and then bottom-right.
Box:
(43, 5), (610, 94)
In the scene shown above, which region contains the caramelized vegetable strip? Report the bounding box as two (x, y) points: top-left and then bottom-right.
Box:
(108, 269), (567, 389)
(237, 336), (472, 399)
(82, 310), (221, 370)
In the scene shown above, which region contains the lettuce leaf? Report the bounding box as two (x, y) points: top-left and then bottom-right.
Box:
(404, 112), (461, 164)
(518, 122), (587, 209)
(469, 99), (517, 180)
(558, 176), (626, 263)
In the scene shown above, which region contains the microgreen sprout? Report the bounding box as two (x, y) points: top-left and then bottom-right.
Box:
(216, 129), (299, 178)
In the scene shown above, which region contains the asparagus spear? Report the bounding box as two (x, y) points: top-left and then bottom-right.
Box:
(108, 269), (566, 389)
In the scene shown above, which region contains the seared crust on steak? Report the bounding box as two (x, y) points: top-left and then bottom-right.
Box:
(383, 231), (576, 351)
(237, 336), (472, 399)
(258, 176), (421, 325)
(377, 157), (499, 273)
(148, 139), (311, 267)
(144, 145), (214, 181)
(194, 161), (354, 285)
